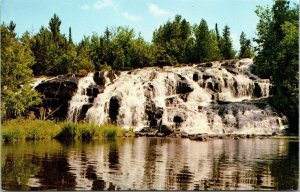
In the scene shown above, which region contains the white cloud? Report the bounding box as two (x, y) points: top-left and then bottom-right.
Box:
(123, 12), (141, 21)
(93, 0), (114, 9)
(80, 4), (90, 10)
(148, 3), (173, 17)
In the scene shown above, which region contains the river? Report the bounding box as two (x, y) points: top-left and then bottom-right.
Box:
(2, 137), (298, 190)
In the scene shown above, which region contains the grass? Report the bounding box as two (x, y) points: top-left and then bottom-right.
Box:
(2, 119), (60, 142)
(2, 118), (133, 143)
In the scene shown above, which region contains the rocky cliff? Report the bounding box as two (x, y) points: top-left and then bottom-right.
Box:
(33, 59), (288, 135)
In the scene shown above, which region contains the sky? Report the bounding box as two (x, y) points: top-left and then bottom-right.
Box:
(1, 0), (290, 50)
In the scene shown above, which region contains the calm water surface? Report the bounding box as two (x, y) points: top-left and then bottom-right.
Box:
(2, 137), (298, 190)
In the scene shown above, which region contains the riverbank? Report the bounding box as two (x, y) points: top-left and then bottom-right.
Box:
(2, 119), (296, 143)
(2, 119), (133, 143)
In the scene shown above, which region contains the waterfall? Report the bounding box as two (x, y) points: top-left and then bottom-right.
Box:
(67, 73), (96, 122)
(68, 59), (287, 135)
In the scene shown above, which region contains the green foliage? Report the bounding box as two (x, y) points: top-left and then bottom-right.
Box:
(220, 25), (236, 59)
(1, 23), (41, 120)
(254, 0), (299, 132)
(153, 15), (193, 65)
(239, 31), (254, 58)
(2, 119), (128, 142)
(193, 19), (222, 62)
(11, 13), (241, 77)
(2, 119), (60, 142)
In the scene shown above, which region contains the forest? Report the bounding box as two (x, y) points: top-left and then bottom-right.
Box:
(1, 0), (298, 132)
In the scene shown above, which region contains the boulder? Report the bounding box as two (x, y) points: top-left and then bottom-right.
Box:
(159, 125), (173, 135)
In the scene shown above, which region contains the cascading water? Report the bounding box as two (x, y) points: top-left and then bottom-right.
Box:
(68, 59), (287, 135)
(67, 73), (96, 122)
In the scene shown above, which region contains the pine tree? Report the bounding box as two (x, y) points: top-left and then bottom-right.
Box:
(194, 19), (210, 62)
(49, 14), (61, 42)
(68, 27), (73, 45)
(215, 23), (221, 49)
(239, 31), (253, 58)
(221, 25), (235, 59)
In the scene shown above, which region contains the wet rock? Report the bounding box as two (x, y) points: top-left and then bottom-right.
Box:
(156, 133), (165, 137)
(206, 81), (220, 92)
(176, 80), (193, 94)
(226, 67), (239, 75)
(86, 86), (100, 97)
(189, 134), (207, 141)
(92, 180), (105, 191)
(173, 115), (184, 123)
(147, 132), (156, 137)
(140, 127), (151, 132)
(254, 82), (262, 97)
(109, 96), (121, 123)
(159, 125), (173, 135)
(229, 59), (240, 68)
(35, 76), (78, 120)
(149, 119), (158, 127)
(199, 62), (213, 67)
(181, 133), (189, 138)
(203, 73), (212, 80)
(193, 72), (200, 81)
(88, 97), (94, 103)
(94, 71), (106, 86)
(165, 97), (177, 107)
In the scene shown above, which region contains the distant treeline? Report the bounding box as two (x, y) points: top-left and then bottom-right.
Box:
(2, 14), (253, 76)
(1, 0), (298, 133)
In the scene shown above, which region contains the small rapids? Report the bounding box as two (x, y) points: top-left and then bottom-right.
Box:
(65, 59), (287, 135)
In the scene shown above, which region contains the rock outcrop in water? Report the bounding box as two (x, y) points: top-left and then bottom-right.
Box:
(33, 59), (287, 135)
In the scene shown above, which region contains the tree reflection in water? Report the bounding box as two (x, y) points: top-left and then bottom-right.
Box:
(2, 137), (299, 190)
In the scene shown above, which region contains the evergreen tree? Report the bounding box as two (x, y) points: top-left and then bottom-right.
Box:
(215, 23), (221, 49)
(194, 19), (210, 62)
(193, 19), (222, 62)
(239, 31), (254, 58)
(220, 25), (235, 59)
(49, 14), (61, 42)
(68, 27), (73, 45)
(152, 14), (193, 65)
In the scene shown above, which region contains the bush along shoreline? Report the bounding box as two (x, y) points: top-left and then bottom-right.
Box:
(2, 119), (133, 143)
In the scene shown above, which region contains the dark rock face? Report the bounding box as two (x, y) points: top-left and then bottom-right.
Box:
(94, 70), (118, 86)
(199, 62), (213, 67)
(94, 72), (106, 86)
(86, 86), (100, 97)
(202, 73), (212, 80)
(35, 76), (78, 120)
(109, 96), (121, 123)
(254, 82), (262, 98)
(176, 80), (193, 94)
(160, 125), (173, 135)
(193, 72), (199, 81)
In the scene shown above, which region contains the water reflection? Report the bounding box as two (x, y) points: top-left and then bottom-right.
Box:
(2, 138), (298, 190)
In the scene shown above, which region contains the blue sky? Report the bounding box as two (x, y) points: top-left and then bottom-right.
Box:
(1, 0), (289, 50)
